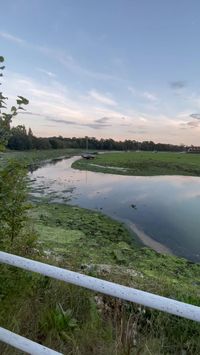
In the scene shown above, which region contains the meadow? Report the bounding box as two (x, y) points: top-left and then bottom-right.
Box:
(73, 151), (200, 176)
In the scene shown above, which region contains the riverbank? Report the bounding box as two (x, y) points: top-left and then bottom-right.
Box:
(0, 148), (81, 169)
(72, 151), (200, 176)
(32, 202), (200, 292)
(30, 202), (200, 352)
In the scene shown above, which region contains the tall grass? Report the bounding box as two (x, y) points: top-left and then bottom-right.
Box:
(0, 264), (200, 354)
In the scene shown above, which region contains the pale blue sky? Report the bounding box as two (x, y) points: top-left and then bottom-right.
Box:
(1, 0), (200, 144)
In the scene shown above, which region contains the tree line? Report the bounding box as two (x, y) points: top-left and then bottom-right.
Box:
(7, 125), (186, 152)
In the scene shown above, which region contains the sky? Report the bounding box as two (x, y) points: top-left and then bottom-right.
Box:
(1, 0), (200, 145)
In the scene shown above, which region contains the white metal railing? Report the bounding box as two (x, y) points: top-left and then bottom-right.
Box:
(0, 251), (200, 354)
(0, 327), (62, 355)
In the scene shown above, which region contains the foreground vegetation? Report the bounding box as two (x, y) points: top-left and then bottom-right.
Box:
(0, 149), (200, 354)
(73, 151), (200, 176)
(1, 201), (200, 354)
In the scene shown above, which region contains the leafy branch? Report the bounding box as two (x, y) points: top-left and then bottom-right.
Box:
(0, 56), (29, 150)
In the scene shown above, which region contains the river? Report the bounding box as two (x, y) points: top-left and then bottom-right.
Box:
(30, 156), (200, 262)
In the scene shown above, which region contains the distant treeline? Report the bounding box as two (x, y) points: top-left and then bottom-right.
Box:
(7, 125), (187, 152)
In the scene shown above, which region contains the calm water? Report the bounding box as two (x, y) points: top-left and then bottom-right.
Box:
(30, 156), (200, 262)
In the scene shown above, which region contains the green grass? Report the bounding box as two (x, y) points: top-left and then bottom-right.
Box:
(1, 202), (200, 354)
(32, 203), (200, 295)
(73, 151), (200, 176)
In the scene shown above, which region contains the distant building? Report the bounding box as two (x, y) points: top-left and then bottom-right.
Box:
(187, 146), (200, 153)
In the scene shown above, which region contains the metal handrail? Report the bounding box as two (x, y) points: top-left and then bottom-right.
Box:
(0, 251), (200, 354)
(0, 327), (62, 355)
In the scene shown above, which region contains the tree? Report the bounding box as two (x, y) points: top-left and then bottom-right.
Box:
(0, 56), (35, 254)
(8, 125), (31, 150)
(0, 161), (30, 249)
(0, 56), (29, 151)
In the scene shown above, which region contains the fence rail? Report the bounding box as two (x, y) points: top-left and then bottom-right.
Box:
(0, 251), (200, 354)
(0, 327), (62, 355)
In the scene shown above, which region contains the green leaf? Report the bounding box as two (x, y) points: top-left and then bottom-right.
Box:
(0, 56), (29, 151)
(2, 113), (12, 120)
(17, 96), (29, 105)
(0, 100), (7, 106)
(0, 94), (8, 100)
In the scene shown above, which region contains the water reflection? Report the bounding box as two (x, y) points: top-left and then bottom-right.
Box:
(30, 156), (200, 262)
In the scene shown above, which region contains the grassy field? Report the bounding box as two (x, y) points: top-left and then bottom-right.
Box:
(73, 151), (200, 176)
(1, 150), (200, 354)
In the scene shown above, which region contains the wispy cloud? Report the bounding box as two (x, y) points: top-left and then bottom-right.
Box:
(170, 81), (187, 89)
(1, 30), (123, 82)
(26, 112), (113, 130)
(178, 112), (200, 129)
(128, 86), (158, 102)
(180, 120), (200, 129)
(128, 129), (147, 134)
(58, 53), (119, 81)
(47, 118), (77, 125)
(4, 70), (200, 144)
(47, 117), (112, 130)
(190, 113), (200, 120)
(88, 90), (117, 106)
(36, 68), (56, 78)
(95, 117), (111, 123)
(128, 86), (136, 95)
(85, 123), (112, 129)
(4, 71), (124, 131)
(0, 31), (25, 44)
(142, 91), (158, 102)
(187, 121), (200, 128)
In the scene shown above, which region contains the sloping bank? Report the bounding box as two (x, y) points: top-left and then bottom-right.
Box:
(27, 201), (200, 353)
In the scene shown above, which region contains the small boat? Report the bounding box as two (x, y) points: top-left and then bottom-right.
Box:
(81, 153), (95, 159)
